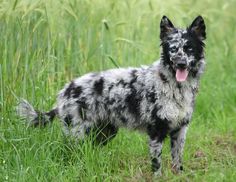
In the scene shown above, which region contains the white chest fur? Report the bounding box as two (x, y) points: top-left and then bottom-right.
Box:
(156, 80), (196, 129)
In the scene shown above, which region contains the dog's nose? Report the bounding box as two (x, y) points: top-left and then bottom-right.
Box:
(176, 60), (187, 69)
(177, 51), (183, 56)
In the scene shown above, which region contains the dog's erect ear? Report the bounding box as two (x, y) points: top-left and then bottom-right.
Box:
(189, 16), (206, 40)
(160, 16), (175, 40)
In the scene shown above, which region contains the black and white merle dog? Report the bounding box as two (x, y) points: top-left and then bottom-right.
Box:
(17, 15), (206, 175)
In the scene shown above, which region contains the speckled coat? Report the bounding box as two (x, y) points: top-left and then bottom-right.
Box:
(17, 15), (206, 175)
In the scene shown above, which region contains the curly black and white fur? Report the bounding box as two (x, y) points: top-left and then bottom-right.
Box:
(17, 15), (206, 175)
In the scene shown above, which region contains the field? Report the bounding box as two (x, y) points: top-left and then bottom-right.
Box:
(0, 0), (236, 181)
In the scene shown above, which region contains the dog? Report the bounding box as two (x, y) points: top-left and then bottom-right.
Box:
(17, 15), (206, 175)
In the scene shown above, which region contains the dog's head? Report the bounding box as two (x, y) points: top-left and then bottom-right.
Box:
(160, 16), (206, 82)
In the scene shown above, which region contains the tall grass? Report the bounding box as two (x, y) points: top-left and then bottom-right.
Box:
(0, 0), (236, 181)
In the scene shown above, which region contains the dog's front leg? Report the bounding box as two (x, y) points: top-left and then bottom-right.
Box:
(149, 138), (163, 176)
(170, 125), (188, 173)
(147, 120), (169, 176)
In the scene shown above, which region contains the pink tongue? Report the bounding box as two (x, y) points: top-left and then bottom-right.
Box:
(176, 69), (189, 82)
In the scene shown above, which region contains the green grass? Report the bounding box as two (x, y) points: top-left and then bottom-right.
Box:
(0, 0), (236, 181)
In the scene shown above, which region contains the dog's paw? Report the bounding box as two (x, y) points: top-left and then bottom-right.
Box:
(153, 169), (162, 177)
(171, 164), (183, 174)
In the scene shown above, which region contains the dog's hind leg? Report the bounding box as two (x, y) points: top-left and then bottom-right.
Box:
(94, 122), (119, 145)
(170, 125), (188, 173)
(69, 121), (94, 140)
(58, 111), (92, 140)
(67, 121), (118, 145)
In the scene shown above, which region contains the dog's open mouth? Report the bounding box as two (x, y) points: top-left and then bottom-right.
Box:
(176, 69), (189, 82)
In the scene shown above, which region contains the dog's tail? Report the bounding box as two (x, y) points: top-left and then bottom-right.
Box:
(16, 99), (58, 127)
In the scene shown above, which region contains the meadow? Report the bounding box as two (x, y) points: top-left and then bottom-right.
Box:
(0, 0), (236, 181)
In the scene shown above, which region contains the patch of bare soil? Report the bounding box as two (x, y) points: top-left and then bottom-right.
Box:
(213, 135), (236, 155)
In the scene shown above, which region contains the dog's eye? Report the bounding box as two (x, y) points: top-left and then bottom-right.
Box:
(187, 47), (193, 52)
(170, 46), (178, 53)
(184, 46), (193, 53)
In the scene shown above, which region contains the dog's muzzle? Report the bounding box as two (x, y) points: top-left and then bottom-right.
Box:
(176, 59), (187, 69)
(175, 58), (189, 82)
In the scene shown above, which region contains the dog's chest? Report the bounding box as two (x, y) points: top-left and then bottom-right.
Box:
(157, 83), (195, 129)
